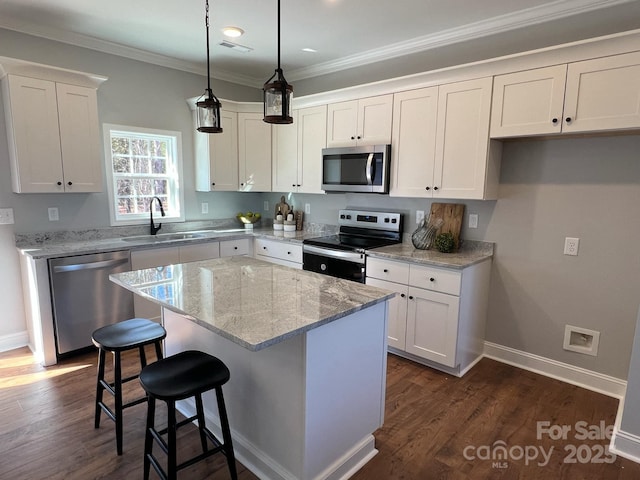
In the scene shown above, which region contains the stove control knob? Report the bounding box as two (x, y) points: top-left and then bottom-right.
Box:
(340, 214), (345, 219)
(346, 215), (352, 220)
(320, 263), (327, 271)
(384, 218), (390, 223)
(391, 218), (397, 223)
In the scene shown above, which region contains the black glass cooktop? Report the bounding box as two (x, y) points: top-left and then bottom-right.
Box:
(303, 233), (400, 252)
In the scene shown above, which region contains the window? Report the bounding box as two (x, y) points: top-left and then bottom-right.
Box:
(104, 124), (184, 226)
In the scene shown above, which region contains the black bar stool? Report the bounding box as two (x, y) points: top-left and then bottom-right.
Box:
(139, 350), (238, 480)
(92, 318), (167, 455)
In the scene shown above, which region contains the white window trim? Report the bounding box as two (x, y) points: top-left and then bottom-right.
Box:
(103, 123), (185, 226)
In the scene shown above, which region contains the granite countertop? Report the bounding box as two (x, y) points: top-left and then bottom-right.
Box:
(16, 226), (325, 260)
(110, 256), (395, 351)
(366, 240), (494, 269)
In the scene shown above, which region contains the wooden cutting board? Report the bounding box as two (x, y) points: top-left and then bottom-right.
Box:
(428, 203), (465, 250)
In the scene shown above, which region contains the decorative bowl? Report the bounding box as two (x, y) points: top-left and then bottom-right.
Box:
(236, 212), (262, 225)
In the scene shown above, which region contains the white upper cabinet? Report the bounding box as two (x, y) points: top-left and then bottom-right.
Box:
(390, 87), (439, 198)
(563, 51), (640, 133)
(3, 74), (102, 193)
(491, 51), (640, 137)
(326, 94), (392, 147)
(491, 65), (567, 137)
(194, 109), (239, 192)
(434, 77), (500, 200)
(272, 105), (327, 194)
(391, 78), (500, 200)
(272, 110), (299, 192)
(238, 112), (272, 192)
(297, 105), (327, 194)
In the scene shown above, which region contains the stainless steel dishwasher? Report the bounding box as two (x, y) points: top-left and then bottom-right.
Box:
(49, 250), (134, 356)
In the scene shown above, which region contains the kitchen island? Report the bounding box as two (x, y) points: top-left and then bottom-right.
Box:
(110, 256), (394, 480)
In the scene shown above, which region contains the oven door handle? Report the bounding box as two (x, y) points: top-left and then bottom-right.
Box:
(365, 153), (374, 185)
(303, 245), (365, 264)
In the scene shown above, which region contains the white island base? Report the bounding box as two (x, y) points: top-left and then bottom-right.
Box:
(162, 301), (388, 480)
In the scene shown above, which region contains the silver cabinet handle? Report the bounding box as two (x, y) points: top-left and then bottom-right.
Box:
(53, 257), (129, 273)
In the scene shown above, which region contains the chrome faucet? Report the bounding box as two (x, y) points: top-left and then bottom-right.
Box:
(149, 196), (165, 235)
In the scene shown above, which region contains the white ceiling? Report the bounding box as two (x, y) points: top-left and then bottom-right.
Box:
(0, 0), (639, 87)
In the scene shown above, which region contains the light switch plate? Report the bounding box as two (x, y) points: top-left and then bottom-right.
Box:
(469, 214), (478, 229)
(201, 202), (209, 214)
(0, 208), (15, 225)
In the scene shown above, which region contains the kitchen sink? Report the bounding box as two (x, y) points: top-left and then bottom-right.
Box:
(120, 232), (207, 242)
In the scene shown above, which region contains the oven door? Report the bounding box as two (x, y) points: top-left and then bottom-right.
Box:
(302, 246), (366, 283)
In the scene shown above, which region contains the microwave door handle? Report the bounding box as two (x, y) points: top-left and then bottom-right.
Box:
(365, 153), (374, 185)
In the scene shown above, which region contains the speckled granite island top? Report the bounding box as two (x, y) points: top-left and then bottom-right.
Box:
(110, 256), (395, 352)
(367, 240), (494, 269)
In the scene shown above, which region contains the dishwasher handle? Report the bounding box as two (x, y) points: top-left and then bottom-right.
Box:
(52, 257), (130, 273)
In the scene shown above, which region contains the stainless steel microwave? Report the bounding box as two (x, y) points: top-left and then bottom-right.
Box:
(321, 144), (391, 193)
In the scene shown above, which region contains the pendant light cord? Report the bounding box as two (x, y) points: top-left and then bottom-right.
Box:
(277, 0), (281, 72)
(205, 0), (212, 95)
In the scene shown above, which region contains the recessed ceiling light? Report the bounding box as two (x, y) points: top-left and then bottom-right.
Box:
(302, 48), (317, 53)
(222, 26), (244, 38)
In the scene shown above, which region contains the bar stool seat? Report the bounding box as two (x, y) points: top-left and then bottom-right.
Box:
(139, 350), (237, 480)
(92, 318), (166, 455)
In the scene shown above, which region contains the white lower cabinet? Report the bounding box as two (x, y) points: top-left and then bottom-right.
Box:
(220, 238), (252, 257)
(254, 238), (302, 269)
(366, 255), (491, 376)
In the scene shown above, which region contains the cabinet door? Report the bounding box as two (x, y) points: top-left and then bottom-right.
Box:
(194, 110), (239, 191)
(357, 94), (393, 145)
(366, 277), (408, 350)
(326, 100), (358, 147)
(490, 65), (567, 137)
(238, 112), (272, 191)
(390, 87), (438, 197)
(563, 51), (640, 133)
(405, 287), (459, 368)
(297, 105), (327, 194)
(220, 238), (252, 257)
(130, 247), (180, 321)
(56, 83), (102, 192)
(178, 242), (220, 263)
(5, 75), (64, 193)
(434, 77), (493, 200)
(272, 110), (299, 192)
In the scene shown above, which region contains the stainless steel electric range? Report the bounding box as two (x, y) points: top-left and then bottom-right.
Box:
(303, 209), (404, 283)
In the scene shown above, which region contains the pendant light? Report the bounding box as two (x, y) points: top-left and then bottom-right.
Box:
(263, 0), (293, 124)
(196, 0), (223, 133)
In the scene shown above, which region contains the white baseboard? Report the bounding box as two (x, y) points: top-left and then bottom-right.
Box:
(483, 341), (626, 398)
(611, 427), (640, 463)
(0, 331), (29, 353)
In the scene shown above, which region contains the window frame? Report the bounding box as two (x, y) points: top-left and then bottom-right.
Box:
(103, 124), (185, 226)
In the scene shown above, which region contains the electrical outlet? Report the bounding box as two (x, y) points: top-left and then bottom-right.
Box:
(305, 203), (311, 214)
(201, 202), (209, 214)
(469, 214), (478, 229)
(48, 207), (59, 222)
(0, 208), (15, 225)
(416, 210), (425, 225)
(564, 237), (580, 256)
(263, 200), (269, 211)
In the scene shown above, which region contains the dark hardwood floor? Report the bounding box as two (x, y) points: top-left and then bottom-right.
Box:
(1, 346), (639, 479)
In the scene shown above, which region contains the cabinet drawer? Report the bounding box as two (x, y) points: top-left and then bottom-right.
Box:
(255, 238), (302, 264)
(220, 238), (251, 257)
(366, 257), (409, 284)
(409, 264), (461, 296)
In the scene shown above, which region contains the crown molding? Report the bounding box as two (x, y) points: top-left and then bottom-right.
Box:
(287, 0), (635, 81)
(0, 0), (633, 87)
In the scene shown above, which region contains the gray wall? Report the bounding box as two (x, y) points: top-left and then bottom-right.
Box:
(1, 28), (640, 382)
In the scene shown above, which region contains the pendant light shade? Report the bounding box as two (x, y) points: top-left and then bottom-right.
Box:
(197, 0), (223, 134)
(263, 0), (293, 124)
